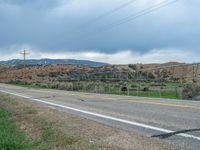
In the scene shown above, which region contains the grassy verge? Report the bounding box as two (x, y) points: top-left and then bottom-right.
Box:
(5, 81), (199, 100)
(0, 108), (31, 150)
(5, 81), (182, 99)
(0, 94), (97, 150)
(116, 90), (180, 99)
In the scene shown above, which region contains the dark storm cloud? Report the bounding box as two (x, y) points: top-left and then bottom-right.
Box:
(0, 0), (199, 55)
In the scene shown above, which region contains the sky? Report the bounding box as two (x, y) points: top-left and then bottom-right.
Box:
(0, 0), (199, 64)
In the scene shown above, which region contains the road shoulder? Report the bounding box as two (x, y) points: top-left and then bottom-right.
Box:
(0, 93), (185, 150)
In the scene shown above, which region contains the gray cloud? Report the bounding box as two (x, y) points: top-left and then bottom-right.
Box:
(0, 0), (199, 60)
(0, 0), (65, 9)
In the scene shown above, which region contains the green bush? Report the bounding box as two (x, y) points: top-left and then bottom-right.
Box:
(128, 64), (137, 70)
(182, 84), (200, 100)
(148, 72), (155, 79)
(48, 83), (59, 89)
(39, 83), (48, 88)
(58, 83), (73, 91)
(143, 87), (149, 92)
(72, 83), (83, 91)
(131, 84), (138, 88)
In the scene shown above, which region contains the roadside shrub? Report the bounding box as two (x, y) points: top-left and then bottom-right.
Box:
(48, 83), (59, 89)
(128, 64), (137, 70)
(148, 72), (155, 79)
(9, 80), (21, 84)
(57, 82), (74, 91)
(131, 84), (137, 88)
(121, 86), (128, 92)
(57, 83), (67, 90)
(143, 87), (149, 92)
(182, 84), (200, 100)
(39, 83), (48, 88)
(8, 80), (29, 86)
(73, 83), (83, 91)
(85, 83), (96, 92)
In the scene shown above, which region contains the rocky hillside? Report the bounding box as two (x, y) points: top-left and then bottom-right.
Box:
(0, 62), (199, 85)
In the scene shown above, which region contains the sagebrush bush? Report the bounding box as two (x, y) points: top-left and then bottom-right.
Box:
(182, 84), (200, 99)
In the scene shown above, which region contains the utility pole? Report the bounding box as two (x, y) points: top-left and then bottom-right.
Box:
(20, 48), (30, 67)
(20, 48), (30, 78)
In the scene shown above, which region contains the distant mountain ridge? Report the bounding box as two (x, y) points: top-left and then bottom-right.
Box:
(0, 59), (108, 66)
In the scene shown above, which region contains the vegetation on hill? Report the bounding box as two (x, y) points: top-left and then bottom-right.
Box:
(0, 63), (199, 100)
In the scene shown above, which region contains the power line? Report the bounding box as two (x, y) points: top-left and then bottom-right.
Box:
(59, 0), (179, 46)
(97, 0), (179, 33)
(63, 0), (138, 40)
(81, 0), (137, 27)
(87, 0), (179, 39)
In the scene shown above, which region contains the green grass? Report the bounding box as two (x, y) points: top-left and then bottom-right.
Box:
(129, 90), (180, 99)
(0, 108), (30, 150)
(5, 81), (188, 100)
(107, 90), (180, 99)
(103, 82), (184, 99)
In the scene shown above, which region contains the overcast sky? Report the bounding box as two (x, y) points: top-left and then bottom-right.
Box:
(0, 0), (199, 64)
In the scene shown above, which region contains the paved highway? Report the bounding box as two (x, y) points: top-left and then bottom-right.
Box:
(0, 83), (200, 150)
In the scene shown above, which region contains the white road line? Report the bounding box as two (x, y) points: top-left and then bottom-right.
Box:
(1, 89), (200, 141)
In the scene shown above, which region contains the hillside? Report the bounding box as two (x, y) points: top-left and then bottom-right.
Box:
(0, 62), (199, 84)
(0, 62), (199, 100)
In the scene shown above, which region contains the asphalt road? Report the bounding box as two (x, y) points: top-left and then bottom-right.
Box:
(0, 83), (200, 150)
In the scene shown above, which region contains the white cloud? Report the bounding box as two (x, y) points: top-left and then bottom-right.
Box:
(35, 49), (199, 64)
